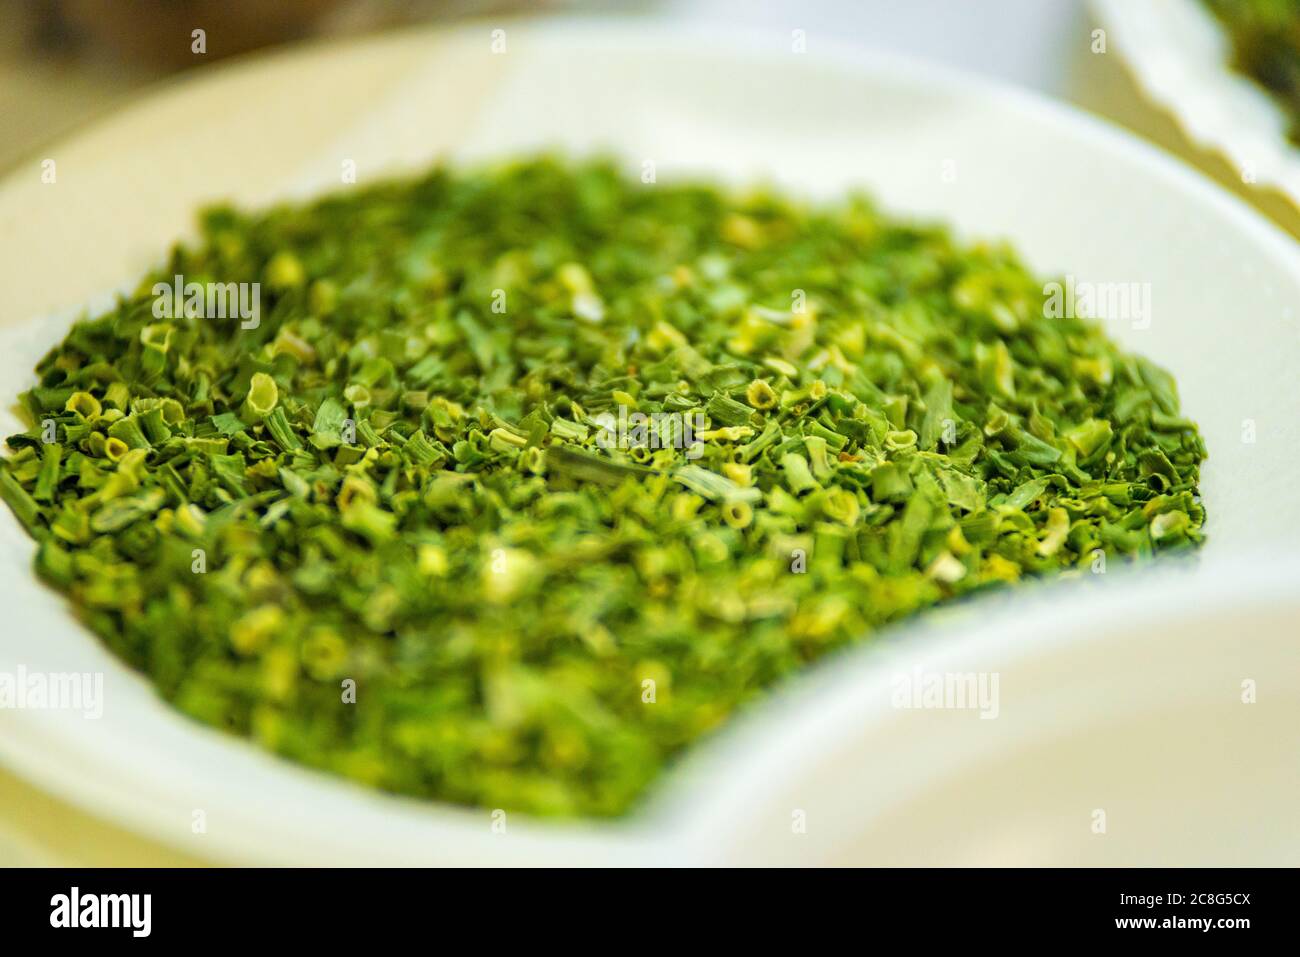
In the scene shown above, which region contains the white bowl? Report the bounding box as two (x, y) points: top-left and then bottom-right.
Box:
(1, 18), (1298, 865)
(1091, 0), (1300, 214)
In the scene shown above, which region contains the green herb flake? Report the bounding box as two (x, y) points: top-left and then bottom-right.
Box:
(0, 156), (1207, 818)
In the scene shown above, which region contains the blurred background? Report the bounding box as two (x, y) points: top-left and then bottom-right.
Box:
(5, 0), (1294, 232)
(0, 0), (1120, 176)
(2, 0), (1077, 177)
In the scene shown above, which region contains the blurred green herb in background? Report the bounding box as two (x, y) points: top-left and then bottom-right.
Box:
(0, 156), (1206, 816)
(1206, 0), (1300, 143)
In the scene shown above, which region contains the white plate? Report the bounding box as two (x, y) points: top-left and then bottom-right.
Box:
(1091, 0), (1300, 212)
(1, 18), (1298, 865)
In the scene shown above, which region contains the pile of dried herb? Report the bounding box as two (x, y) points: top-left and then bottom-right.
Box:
(1205, 0), (1300, 143)
(0, 157), (1206, 816)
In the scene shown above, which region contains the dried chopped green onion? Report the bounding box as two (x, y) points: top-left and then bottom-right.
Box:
(0, 156), (1206, 818)
(1206, 0), (1300, 143)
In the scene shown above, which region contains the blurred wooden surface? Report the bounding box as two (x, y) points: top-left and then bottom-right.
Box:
(0, 3), (157, 173)
(0, 768), (206, 866)
(0, 0), (577, 172)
